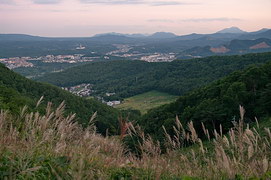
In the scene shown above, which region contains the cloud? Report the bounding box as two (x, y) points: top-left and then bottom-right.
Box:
(79, 0), (188, 6)
(147, 18), (241, 24)
(147, 19), (174, 23)
(150, 1), (185, 6)
(32, 0), (61, 4)
(0, 0), (15, 4)
(179, 18), (242, 22)
(80, 0), (143, 5)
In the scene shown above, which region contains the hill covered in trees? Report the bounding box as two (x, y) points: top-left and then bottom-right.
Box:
(177, 38), (271, 58)
(37, 52), (271, 98)
(0, 63), (120, 135)
(140, 60), (271, 141)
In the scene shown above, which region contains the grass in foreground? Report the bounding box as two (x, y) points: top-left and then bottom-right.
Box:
(115, 90), (178, 114)
(0, 101), (270, 179)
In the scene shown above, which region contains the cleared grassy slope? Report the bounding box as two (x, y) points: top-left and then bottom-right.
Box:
(115, 90), (178, 114)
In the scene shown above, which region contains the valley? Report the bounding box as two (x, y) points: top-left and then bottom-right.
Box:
(37, 52), (271, 101)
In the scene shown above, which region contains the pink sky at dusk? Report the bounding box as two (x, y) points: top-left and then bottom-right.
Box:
(0, 0), (270, 37)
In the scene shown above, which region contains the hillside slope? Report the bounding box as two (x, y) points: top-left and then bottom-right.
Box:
(0, 63), (119, 134)
(37, 52), (271, 98)
(140, 61), (271, 140)
(177, 38), (271, 58)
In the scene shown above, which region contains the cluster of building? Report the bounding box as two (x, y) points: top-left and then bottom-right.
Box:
(62, 84), (93, 97)
(0, 54), (98, 69)
(105, 92), (116, 96)
(106, 44), (132, 56)
(104, 92), (121, 106)
(0, 57), (34, 69)
(0, 43), (178, 70)
(63, 84), (121, 106)
(98, 92), (121, 106)
(140, 53), (176, 62)
(106, 100), (121, 106)
(40, 54), (93, 63)
(106, 44), (145, 60)
(76, 44), (86, 50)
(106, 44), (177, 62)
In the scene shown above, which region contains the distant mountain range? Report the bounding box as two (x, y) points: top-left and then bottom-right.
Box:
(0, 27), (270, 44)
(88, 27), (271, 53)
(93, 31), (177, 39)
(0, 27), (270, 58)
(0, 34), (48, 41)
(177, 38), (271, 58)
(93, 27), (270, 39)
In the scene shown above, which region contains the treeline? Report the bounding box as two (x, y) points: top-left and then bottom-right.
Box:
(14, 61), (90, 78)
(139, 61), (271, 141)
(0, 63), (120, 135)
(38, 52), (271, 98)
(0, 40), (116, 58)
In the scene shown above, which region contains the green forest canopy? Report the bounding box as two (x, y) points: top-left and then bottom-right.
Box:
(37, 52), (271, 98)
(140, 61), (271, 141)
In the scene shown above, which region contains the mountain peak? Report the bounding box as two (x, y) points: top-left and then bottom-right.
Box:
(250, 28), (270, 34)
(216, 27), (247, 34)
(149, 32), (177, 39)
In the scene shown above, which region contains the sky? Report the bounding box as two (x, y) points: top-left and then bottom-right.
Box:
(0, 0), (270, 37)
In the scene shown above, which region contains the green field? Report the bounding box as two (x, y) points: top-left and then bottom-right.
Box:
(115, 91), (178, 114)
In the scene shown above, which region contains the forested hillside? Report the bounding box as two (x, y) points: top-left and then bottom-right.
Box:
(177, 38), (271, 58)
(0, 63), (119, 134)
(140, 61), (271, 140)
(38, 52), (271, 98)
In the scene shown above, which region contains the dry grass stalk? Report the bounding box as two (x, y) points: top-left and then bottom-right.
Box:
(0, 102), (270, 179)
(118, 115), (132, 140)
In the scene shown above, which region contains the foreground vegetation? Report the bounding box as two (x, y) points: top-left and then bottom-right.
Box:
(115, 91), (178, 114)
(0, 102), (270, 179)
